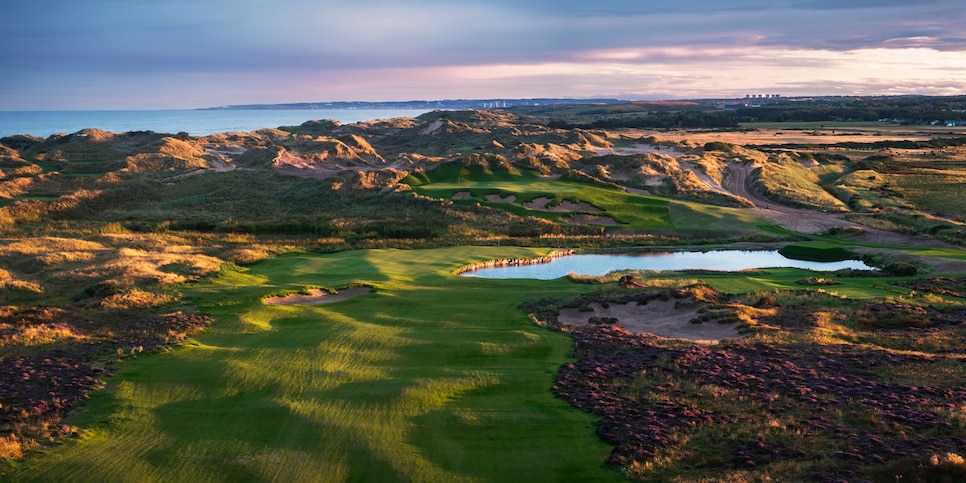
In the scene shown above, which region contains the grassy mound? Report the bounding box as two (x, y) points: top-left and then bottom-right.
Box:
(753, 158), (848, 212)
(778, 242), (857, 262)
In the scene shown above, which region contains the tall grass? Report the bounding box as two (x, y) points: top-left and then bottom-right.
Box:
(753, 159), (848, 212)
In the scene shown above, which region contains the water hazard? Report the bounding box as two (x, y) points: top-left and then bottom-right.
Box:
(461, 250), (875, 280)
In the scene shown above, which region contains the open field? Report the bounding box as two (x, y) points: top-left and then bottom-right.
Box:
(631, 124), (966, 148)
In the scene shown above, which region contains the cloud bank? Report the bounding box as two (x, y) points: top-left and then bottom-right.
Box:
(3, 0), (964, 109)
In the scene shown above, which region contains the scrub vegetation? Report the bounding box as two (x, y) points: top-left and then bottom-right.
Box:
(2, 100), (966, 481)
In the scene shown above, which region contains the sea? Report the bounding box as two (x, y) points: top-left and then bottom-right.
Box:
(0, 109), (434, 138)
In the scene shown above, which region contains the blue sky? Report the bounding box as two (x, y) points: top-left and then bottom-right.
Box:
(3, 0), (965, 109)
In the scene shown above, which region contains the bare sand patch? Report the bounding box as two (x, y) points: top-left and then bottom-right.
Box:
(523, 197), (552, 210)
(563, 214), (620, 226)
(264, 287), (372, 306)
(592, 144), (687, 158)
(558, 299), (741, 343)
(420, 120), (445, 135)
(486, 194), (517, 203)
(205, 145), (247, 157)
(452, 191), (474, 200)
(678, 161), (727, 194)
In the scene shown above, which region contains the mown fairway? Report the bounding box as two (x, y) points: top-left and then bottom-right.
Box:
(7, 247), (620, 482)
(404, 166), (674, 228)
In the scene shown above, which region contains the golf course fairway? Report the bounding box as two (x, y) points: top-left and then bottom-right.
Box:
(8, 247), (621, 482)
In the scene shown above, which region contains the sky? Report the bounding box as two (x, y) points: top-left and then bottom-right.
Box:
(3, 0), (965, 110)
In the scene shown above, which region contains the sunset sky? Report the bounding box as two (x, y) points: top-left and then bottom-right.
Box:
(3, 0), (965, 110)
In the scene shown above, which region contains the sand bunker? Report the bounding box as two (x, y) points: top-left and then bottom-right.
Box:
(558, 299), (741, 343)
(420, 120), (444, 135)
(452, 191), (474, 200)
(264, 287), (372, 306)
(486, 194), (517, 203)
(523, 197), (552, 209)
(563, 214), (620, 226)
(523, 197), (602, 212)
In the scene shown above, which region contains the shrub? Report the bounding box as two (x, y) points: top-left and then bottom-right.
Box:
(883, 262), (918, 276)
(703, 141), (733, 152)
(795, 277), (841, 286)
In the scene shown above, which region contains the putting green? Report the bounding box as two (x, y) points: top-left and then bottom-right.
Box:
(9, 247), (620, 482)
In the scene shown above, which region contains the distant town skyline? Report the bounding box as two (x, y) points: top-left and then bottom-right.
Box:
(3, 1), (965, 110)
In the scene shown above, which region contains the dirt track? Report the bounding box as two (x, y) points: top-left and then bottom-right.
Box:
(723, 163), (951, 246)
(721, 164), (966, 273)
(723, 163), (857, 234)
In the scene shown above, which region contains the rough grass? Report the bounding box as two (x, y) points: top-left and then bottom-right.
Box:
(830, 169), (913, 212)
(894, 169), (966, 215)
(666, 201), (770, 235)
(753, 159), (848, 212)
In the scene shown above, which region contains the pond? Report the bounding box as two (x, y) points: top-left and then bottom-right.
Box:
(461, 250), (875, 280)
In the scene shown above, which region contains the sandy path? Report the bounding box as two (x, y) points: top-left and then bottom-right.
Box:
(723, 163), (855, 233)
(559, 299), (741, 343)
(721, 163), (950, 247)
(679, 161), (727, 194)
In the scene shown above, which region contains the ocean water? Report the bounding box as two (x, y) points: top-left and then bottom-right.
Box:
(0, 109), (433, 138)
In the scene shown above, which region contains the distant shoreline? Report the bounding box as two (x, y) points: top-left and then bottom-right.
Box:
(0, 108), (433, 138)
(200, 98), (628, 111)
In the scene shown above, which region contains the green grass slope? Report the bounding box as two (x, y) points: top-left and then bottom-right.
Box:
(404, 165), (769, 234)
(7, 247), (620, 482)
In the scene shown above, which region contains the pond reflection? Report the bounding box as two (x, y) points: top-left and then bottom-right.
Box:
(461, 250), (875, 280)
